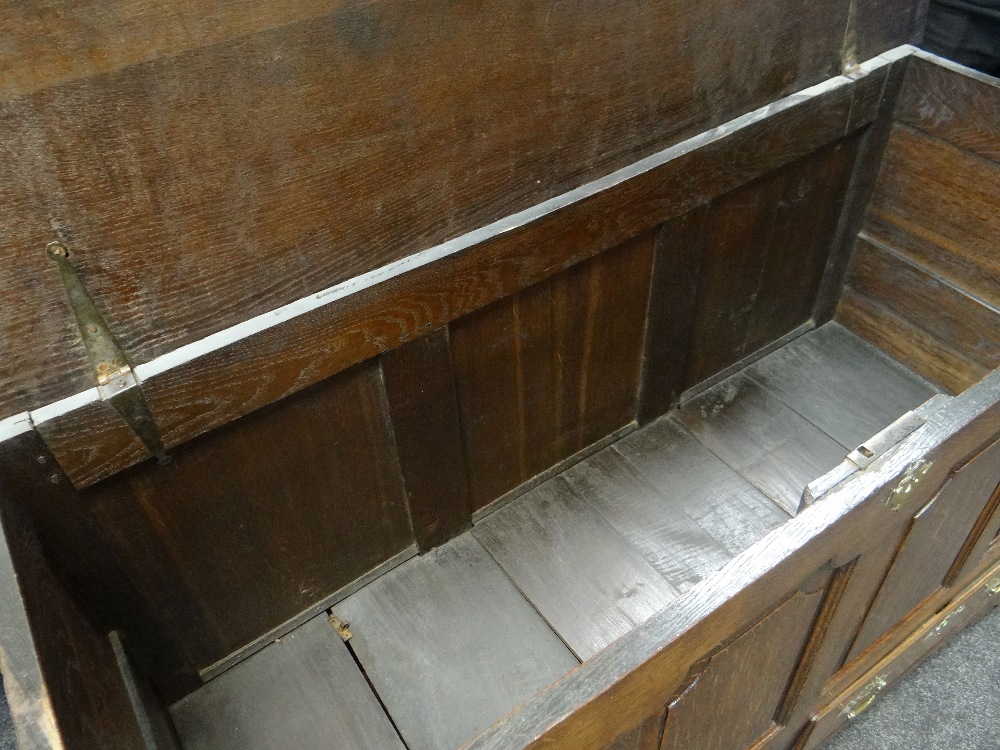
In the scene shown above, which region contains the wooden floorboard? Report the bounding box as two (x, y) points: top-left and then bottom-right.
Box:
(562, 448), (734, 592)
(169, 615), (405, 750)
(332, 534), (578, 750)
(611, 417), (790, 557)
(474, 477), (680, 660)
(745, 322), (940, 449)
(678, 373), (847, 515)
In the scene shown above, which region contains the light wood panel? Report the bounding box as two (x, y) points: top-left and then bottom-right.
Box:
(606, 417), (788, 558)
(677, 374), (847, 515)
(475, 477), (679, 660)
(170, 615), (405, 750)
(745, 322), (939, 449)
(333, 534), (577, 750)
(562, 447), (734, 593)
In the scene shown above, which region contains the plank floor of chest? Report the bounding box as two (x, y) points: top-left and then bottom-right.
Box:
(169, 322), (938, 750)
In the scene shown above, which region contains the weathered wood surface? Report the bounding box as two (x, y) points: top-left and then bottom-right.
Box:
(839, 63), (1000, 394)
(896, 54), (1000, 164)
(3, 0), (854, 424)
(846, 435), (1000, 660)
(23, 62), (890, 489)
(450, 235), (653, 510)
(864, 125), (1000, 309)
(745, 322), (939, 449)
(474, 477), (679, 660)
(333, 534), (577, 750)
(845, 237), (1000, 374)
(642, 136), (861, 411)
(561, 446), (735, 593)
(659, 583), (826, 750)
(170, 615), (405, 750)
(852, 0), (928, 63)
(461, 370), (1000, 750)
(677, 373), (847, 515)
(381, 328), (472, 551)
(82, 361), (415, 673)
(0, 474), (149, 750)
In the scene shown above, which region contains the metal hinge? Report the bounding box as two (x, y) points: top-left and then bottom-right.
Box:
(47, 240), (169, 463)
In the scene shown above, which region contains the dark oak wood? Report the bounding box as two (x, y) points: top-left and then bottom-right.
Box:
(844, 237), (1000, 372)
(169, 615), (405, 750)
(562, 446), (734, 593)
(847, 434), (1000, 660)
(463, 369), (1000, 750)
(474, 477), (679, 660)
(450, 235), (654, 510)
(745, 322), (939, 449)
(381, 328), (472, 552)
(678, 373), (847, 515)
(836, 285), (990, 394)
(1, 0), (851, 424)
(601, 417), (789, 559)
(333, 534), (578, 750)
(659, 583), (827, 750)
(676, 136), (859, 388)
(0, 474), (149, 750)
(637, 209), (707, 423)
(82, 360), (414, 673)
(853, 0), (927, 63)
(31, 72), (878, 488)
(864, 124), (1000, 309)
(896, 55), (1000, 165)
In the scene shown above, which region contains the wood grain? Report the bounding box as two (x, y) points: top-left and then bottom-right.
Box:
(32, 74), (873, 488)
(1, 0), (849, 422)
(604, 710), (665, 750)
(659, 585), (826, 750)
(562, 447), (734, 593)
(662, 135), (860, 389)
(677, 374), (847, 515)
(847, 433), (1000, 660)
(0, 471), (149, 750)
(170, 615), (405, 750)
(745, 322), (939, 450)
(608, 417), (789, 558)
(896, 55), (1000, 164)
(844, 237), (1000, 371)
(853, 0), (927, 62)
(450, 235), (654, 510)
(381, 328), (472, 552)
(333, 534), (578, 750)
(463, 369), (1000, 750)
(474, 477), (679, 661)
(864, 124), (1000, 308)
(836, 286), (989, 394)
(82, 360), (414, 672)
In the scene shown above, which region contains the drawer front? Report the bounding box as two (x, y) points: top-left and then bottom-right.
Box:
(803, 557), (1000, 750)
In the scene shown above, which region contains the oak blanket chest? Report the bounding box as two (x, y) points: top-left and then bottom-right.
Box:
(1, 3), (999, 749)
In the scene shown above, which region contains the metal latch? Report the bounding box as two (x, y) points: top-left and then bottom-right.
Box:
(801, 410), (928, 508)
(47, 240), (169, 463)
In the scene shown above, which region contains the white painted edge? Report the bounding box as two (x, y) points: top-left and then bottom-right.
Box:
(29, 388), (100, 427)
(4, 45), (919, 444)
(0, 412), (34, 442)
